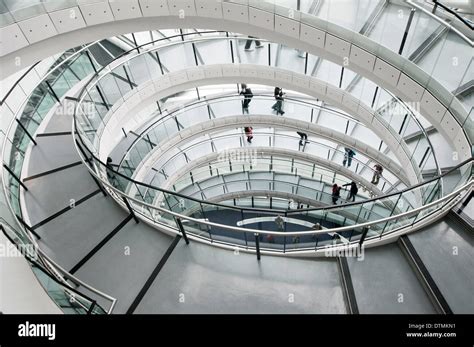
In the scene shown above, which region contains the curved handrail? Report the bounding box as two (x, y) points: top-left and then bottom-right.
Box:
(0, 218), (116, 314)
(74, 34), (433, 187)
(1, 0), (470, 146)
(75, 124), (472, 215)
(170, 177), (387, 218)
(0, 62), (40, 106)
(117, 92), (388, 166)
(165, 152), (391, 194)
(432, 0), (474, 31)
(137, 129), (398, 194)
(407, 0), (473, 45)
(118, 92), (359, 167)
(71, 137), (474, 240)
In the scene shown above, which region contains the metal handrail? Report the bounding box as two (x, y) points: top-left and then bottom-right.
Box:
(407, 0), (473, 45)
(74, 35), (432, 188)
(432, 0), (474, 30)
(1, 40), (102, 168)
(0, 62), (40, 106)
(118, 92), (360, 167)
(168, 177), (386, 217)
(72, 137), (474, 238)
(137, 129), (398, 192)
(0, 218), (116, 314)
(75, 120), (472, 215)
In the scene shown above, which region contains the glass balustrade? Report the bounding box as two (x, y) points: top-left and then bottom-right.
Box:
(76, 130), (472, 253)
(0, 220), (110, 314)
(25, 29), (468, 253)
(1, 1), (471, 128)
(114, 90), (415, 191)
(0, 24), (469, 261)
(139, 130), (399, 196)
(0, 3), (470, 315)
(72, 35), (437, 183)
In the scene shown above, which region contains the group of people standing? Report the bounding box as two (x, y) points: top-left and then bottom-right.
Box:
(239, 84), (286, 115)
(241, 84), (287, 144)
(331, 162), (384, 205)
(332, 181), (359, 204)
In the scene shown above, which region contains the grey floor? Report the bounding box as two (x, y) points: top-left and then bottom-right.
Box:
(36, 193), (128, 271)
(42, 112), (73, 134)
(408, 217), (474, 314)
(15, 19), (471, 314)
(347, 243), (436, 314)
(26, 134), (79, 177)
(73, 222), (173, 313)
(23, 165), (98, 227)
(134, 241), (346, 314)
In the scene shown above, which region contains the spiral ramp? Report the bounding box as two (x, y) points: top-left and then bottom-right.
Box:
(0, 0), (472, 315)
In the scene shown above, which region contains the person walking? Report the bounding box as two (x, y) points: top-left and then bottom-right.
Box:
(275, 215), (285, 230)
(272, 87), (285, 115)
(244, 36), (264, 51)
(343, 181), (358, 202)
(297, 131), (309, 146)
(343, 147), (356, 167)
(332, 184), (341, 204)
(311, 222), (322, 241)
(244, 126), (253, 143)
(371, 164), (383, 185)
(240, 84), (253, 112)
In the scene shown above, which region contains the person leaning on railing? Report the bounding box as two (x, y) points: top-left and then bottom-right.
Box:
(332, 184), (341, 204)
(343, 147), (356, 167)
(371, 164), (383, 185)
(272, 87), (285, 115)
(342, 181), (358, 202)
(240, 84), (253, 113)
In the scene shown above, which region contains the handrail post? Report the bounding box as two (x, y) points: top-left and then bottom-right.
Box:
(16, 214), (41, 240)
(15, 119), (38, 146)
(358, 227), (369, 249)
(122, 197), (139, 224)
(254, 233), (261, 261)
(45, 80), (60, 103)
(176, 218), (190, 245)
(3, 164), (28, 191)
(87, 300), (97, 314)
(85, 50), (98, 73)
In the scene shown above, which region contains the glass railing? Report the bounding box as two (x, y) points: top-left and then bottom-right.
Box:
(160, 154), (394, 199)
(75, 131), (472, 252)
(0, 42), (118, 314)
(1, 0), (470, 136)
(136, 129), (400, 197)
(0, 10), (468, 311)
(68, 30), (472, 253)
(1, 43), (100, 219)
(116, 91), (408, 191)
(424, 0), (474, 30)
(73, 34), (437, 185)
(165, 169), (396, 224)
(0, 218), (113, 314)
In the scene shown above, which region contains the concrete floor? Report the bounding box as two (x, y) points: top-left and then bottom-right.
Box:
(135, 241), (346, 314)
(347, 243), (436, 314)
(408, 218), (474, 314)
(0, 233), (61, 314)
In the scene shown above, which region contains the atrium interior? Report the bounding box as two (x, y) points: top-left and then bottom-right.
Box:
(0, 0), (472, 315)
